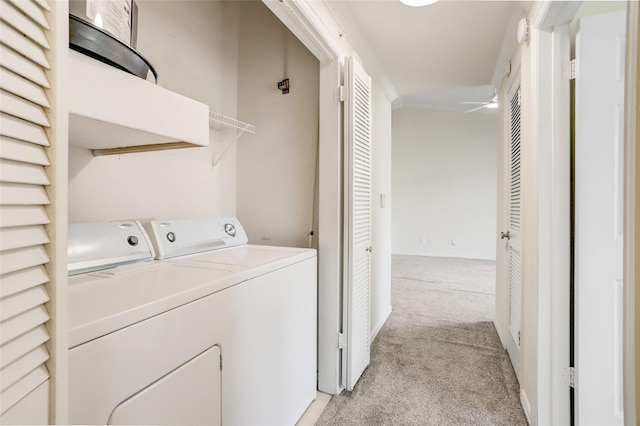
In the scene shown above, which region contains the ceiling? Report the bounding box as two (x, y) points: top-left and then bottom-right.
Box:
(326, 0), (528, 110)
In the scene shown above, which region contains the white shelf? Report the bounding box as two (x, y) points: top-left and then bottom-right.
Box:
(209, 112), (255, 133)
(68, 50), (210, 156)
(209, 112), (255, 167)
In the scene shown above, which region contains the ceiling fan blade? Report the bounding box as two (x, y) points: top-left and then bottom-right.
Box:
(464, 105), (487, 113)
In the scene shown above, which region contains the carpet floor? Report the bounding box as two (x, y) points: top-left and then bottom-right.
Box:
(316, 255), (528, 426)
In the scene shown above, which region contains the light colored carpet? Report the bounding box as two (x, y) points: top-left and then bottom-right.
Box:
(316, 255), (527, 426)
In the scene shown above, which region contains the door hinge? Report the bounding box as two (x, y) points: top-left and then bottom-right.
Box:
(518, 330), (521, 345)
(337, 332), (346, 349)
(564, 366), (575, 388)
(334, 86), (346, 102)
(563, 59), (576, 80)
(220, 353), (223, 371)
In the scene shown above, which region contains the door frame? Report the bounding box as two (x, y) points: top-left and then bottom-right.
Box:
(518, 2), (578, 424)
(624, 1), (638, 423)
(523, 1), (636, 424)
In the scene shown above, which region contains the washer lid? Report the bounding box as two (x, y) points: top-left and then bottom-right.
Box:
(144, 217), (248, 259)
(68, 221), (155, 275)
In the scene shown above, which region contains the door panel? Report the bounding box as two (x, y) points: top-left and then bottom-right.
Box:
(506, 81), (522, 382)
(0, 0), (53, 419)
(343, 56), (372, 391)
(575, 9), (626, 426)
(108, 346), (221, 425)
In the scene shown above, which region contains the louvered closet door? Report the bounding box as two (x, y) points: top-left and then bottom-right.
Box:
(343, 56), (372, 391)
(0, 0), (54, 420)
(506, 81), (522, 382)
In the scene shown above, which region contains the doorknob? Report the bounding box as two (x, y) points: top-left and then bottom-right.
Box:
(500, 231), (511, 240)
(366, 246), (373, 253)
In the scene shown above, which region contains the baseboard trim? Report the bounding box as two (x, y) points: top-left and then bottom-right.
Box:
(493, 319), (507, 349)
(371, 306), (392, 342)
(520, 389), (532, 425)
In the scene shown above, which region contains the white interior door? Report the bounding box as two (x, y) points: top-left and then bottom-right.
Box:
(343, 56), (372, 391)
(575, 9), (626, 426)
(505, 75), (522, 383)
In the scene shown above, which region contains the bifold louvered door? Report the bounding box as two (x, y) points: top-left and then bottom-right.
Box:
(0, 0), (54, 421)
(343, 56), (372, 391)
(506, 82), (522, 382)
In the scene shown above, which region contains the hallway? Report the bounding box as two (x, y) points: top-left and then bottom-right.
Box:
(316, 255), (527, 425)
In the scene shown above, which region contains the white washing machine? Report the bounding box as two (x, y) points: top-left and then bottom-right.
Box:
(143, 217), (317, 426)
(67, 218), (317, 425)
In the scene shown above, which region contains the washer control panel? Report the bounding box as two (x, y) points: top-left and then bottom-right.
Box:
(144, 217), (248, 259)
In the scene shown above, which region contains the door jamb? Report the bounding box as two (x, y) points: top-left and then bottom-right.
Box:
(526, 1), (638, 424)
(624, 1), (638, 423)
(525, 2), (580, 424)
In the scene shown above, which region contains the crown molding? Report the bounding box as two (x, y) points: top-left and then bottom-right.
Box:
(262, 0), (343, 63)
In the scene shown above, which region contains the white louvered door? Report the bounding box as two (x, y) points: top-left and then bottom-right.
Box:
(343, 56), (372, 391)
(0, 0), (55, 423)
(505, 80), (522, 382)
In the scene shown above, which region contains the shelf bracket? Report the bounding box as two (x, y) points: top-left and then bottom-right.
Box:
(210, 112), (255, 167)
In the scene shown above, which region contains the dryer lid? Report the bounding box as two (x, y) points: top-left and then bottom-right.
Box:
(68, 220), (155, 275)
(144, 217), (248, 259)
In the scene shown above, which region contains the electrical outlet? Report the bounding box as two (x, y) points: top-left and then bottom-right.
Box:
(419, 237), (426, 245)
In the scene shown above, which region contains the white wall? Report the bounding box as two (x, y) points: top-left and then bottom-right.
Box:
(371, 80), (393, 338)
(236, 1), (320, 248)
(68, 1), (238, 222)
(392, 107), (498, 260)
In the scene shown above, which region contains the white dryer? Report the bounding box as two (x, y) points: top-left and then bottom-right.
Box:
(67, 221), (227, 425)
(144, 217), (317, 426)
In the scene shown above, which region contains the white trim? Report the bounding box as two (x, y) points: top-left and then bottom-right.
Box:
(493, 319), (507, 350)
(370, 306), (391, 343)
(623, 1), (638, 424)
(528, 20), (572, 425)
(47, 1), (70, 423)
(261, 0), (343, 63)
(531, 1), (581, 31)
(316, 59), (344, 395)
(516, 2), (576, 425)
(520, 389), (532, 425)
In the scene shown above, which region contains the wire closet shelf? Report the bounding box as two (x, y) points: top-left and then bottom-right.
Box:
(209, 112), (255, 133)
(209, 112), (255, 167)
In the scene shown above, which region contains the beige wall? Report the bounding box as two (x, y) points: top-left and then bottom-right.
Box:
(68, 1), (239, 222)
(392, 107), (498, 260)
(371, 80), (393, 338)
(235, 1), (320, 248)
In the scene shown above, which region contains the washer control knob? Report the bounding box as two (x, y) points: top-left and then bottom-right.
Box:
(127, 235), (139, 246)
(224, 223), (237, 237)
(166, 232), (176, 243)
